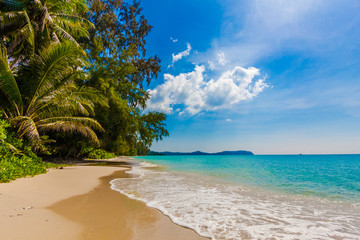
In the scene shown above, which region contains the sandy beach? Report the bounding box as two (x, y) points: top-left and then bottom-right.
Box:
(0, 163), (208, 240)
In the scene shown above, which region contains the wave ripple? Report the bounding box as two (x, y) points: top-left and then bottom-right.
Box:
(110, 162), (360, 240)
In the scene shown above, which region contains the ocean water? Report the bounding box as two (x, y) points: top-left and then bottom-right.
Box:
(110, 155), (360, 239)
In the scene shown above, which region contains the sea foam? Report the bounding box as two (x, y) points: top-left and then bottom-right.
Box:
(110, 162), (360, 240)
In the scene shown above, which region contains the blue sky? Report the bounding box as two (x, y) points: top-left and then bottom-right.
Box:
(140, 0), (360, 154)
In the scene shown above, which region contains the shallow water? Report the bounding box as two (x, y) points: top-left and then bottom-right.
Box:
(110, 155), (360, 239)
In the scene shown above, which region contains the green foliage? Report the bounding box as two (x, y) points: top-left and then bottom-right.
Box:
(0, 1), (105, 151)
(0, 149), (63, 183)
(0, 0), (92, 65)
(85, 0), (169, 155)
(0, 154), (46, 183)
(0, 42), (105, 147)
(0, 113), (61, 183)
(0, 0), (169, 160)
(87, 149), (116, 159)
(0, 113), (9, 141)
(1, 113), (23, 155)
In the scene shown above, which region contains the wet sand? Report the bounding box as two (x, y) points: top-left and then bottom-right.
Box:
(0, 165), (208, 240)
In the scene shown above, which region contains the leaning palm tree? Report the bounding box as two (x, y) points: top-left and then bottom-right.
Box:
(0, 41), (106, 146)
(0, 0), (92, 67)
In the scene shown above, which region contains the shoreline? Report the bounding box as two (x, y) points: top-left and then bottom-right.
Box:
(0, 161), (208, 240)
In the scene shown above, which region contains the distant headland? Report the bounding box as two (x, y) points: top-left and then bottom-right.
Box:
(147, 150), (254, 156)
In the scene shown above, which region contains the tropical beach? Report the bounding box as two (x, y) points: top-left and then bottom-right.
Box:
(127, 155), (360, 239)
(1, 0), (360, 239)
(0, 160), (208, 240)
(1, 155), (360, 240)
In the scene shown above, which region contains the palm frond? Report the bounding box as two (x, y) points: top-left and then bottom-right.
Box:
(34, 81), (94, 117)
(35, 72), (76, 101)
(36, 116), (104, 145)
(76, 86), (109, 107)
(36, 116), (104, 132)
(0, 11), (27, 37)
(52, 13), (94, 29)
(1, 139), (19, 152)
(20, 42), (86, 111)
(52, 24), (80, 47)
(11, 115), (40, 141)
(0, 45), (23, 113)
(31, 82), (108, 122)
(47, 0), (89, 15)
(23, 9), (34, 55)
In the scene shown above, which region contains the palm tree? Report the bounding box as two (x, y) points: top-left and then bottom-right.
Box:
(0, 41), (106, 146)
(0, 0), (93, 67)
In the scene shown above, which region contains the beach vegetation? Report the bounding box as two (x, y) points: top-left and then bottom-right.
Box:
(0, 42), (106, 148)
(0, 154), (48, 183)
(0, 0), (168, 173)
(0, 0), (106, 153)
(80, 0), (168, 155)
(87, 149), (116, 159)
(0, 0), (92, 66)
(0, 113), (61, 183)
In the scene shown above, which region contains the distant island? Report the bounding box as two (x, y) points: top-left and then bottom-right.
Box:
(147, 150), (254, 156)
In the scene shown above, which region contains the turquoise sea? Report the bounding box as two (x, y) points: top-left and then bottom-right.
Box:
(110, 154), (360, 239)
(137, 155), (360, 201)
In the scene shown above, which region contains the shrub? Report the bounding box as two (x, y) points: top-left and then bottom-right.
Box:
(88, 149), (116, 159)
(1, 155), (44, 182)
(0, 113), (61, 183)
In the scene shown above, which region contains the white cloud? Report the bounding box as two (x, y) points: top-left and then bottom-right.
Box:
(217, 51), (226, 65)
(202, 0), (353, 67)
(172, 43), (192, 63)
(208, 60), (216, 70)
(208, 51), (227, 70)
(146, 65), (268, 115)
(170, 37), (178, 43)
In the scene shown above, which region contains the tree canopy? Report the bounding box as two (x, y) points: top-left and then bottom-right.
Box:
(84, 0), (168, 155)
(0, 0), (168, 157)
(0, 0), (92, 67)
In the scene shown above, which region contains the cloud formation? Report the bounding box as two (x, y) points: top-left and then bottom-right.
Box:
(147, 65), (268, 115)
(170, 37), (178, 43)
(217, 51), (226, 65)
(208, 51), (227, 70)
(199, 0), (360, 68)
(172, 43), (192, 63)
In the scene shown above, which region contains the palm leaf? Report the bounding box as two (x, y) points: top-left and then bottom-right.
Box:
(52, 24), (80, 47)
(52, 13), (94, 29)
(11, 115), (40, 141)
(23, 9), (34, 55)
(0, 11), (27, 37)
(36, 117), (104, 145)
(33, 82), (108, 120)
(34, 81), (94, 117)
(36, 117), (104, 132)
(0, 45), (23, 113)
(47, 0), (89, 15)
(21, 42), (86, 111)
